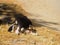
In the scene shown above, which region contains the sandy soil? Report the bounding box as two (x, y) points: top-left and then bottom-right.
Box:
(0, 0), (60, 45)
(0, 25), (60, 45)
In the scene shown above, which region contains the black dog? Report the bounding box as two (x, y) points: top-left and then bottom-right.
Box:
(0, 3), (37, 35)
(8, 13), (33, 34)
(8, 14), (32, 34)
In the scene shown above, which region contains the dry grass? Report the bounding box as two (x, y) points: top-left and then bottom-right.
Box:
(0, 25), (60, 45)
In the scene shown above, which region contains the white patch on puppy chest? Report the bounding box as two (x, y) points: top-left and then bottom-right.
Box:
(15, 26), (19, 34)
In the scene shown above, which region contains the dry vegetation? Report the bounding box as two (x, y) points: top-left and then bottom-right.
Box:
(0, 25), (60, 45)
(0, 2), (60, 45)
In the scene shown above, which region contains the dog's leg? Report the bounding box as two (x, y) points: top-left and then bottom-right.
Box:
(20, 27), (25, 33)
(11, 24), (14, 32)
(15, 26), (20, 35)
(8, 24), (14, 32)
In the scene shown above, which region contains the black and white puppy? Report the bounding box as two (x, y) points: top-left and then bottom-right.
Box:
(14, 14), (32, 34)
(8, 13), (37, 35)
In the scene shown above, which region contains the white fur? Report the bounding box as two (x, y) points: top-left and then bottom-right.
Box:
(11, 25), (14, 32)
(15, 26), (19, 34)
(25, 30), (30, 33)
(21, 27), (24, 31)
(15, 20), (18, 24)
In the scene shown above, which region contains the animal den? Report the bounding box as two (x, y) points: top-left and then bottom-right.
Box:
(0, 3), (37, 35)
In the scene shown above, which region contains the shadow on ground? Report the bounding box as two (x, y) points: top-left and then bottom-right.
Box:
(31, 19), (60, 31)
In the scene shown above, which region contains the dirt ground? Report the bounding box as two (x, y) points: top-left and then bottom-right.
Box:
(0, 25), (60, 45)
(0, 0), (60, 45)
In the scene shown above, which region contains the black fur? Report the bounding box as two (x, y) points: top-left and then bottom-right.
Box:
(0, 19), (2, 25)
(14, 13), (32, 29)
(8, 25), (13, 32)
